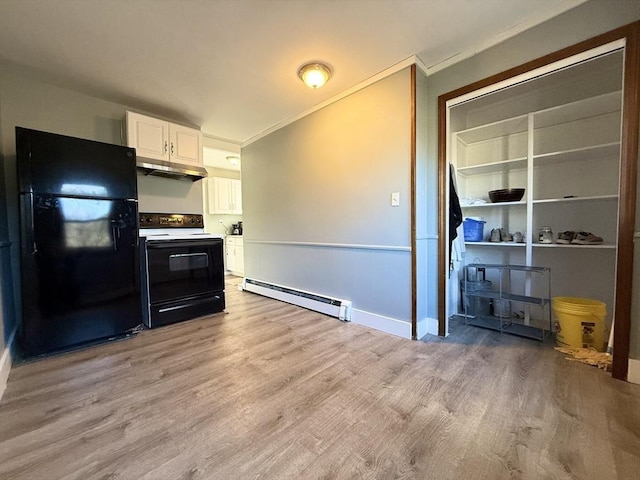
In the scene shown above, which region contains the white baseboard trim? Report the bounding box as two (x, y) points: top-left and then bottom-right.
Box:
(242, 278), (352, 321)
(351, 309), (411, 339)
(628, 358), (640, 385)
(0, 326), (17, 403)
(417, 316), (440, 339)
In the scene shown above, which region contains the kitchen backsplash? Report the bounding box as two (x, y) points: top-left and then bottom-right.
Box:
(137, 173), (204, 214)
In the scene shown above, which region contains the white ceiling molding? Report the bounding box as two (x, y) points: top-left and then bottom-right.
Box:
(425, 0), (589, 74)
(203, 134), (242, 153)
(243, 55), (424, 147)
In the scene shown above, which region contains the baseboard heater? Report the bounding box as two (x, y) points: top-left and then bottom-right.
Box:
(241, 278), (352, 321)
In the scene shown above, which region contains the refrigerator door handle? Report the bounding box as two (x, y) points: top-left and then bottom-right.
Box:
(111, 222), (118, 252)
(27, 193), (38, 255)
(123, 198), (140, 247)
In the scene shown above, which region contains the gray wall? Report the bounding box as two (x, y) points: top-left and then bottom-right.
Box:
(415, 67), (434, 335)
(426, 0), (640, 355)
(242, 69), (412, 326)
(0, 61), (204, 365)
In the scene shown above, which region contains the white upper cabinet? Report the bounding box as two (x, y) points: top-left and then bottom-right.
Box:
(126, 111), (202, 165)
(169, 123), (202, 166)
(126, 112), (169, 161)
(208, 177), (242, 215)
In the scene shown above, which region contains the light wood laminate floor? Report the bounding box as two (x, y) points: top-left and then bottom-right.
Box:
(1, 278), (639, 479)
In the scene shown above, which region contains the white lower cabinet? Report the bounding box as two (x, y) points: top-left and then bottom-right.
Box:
(226, 236), (244, 276)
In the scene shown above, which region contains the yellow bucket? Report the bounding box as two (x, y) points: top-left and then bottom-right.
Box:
(552, 297), (607, 352)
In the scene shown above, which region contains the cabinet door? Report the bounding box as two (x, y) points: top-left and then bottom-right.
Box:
(235, 243), (244, 275)
(169, 124), (202, 166)
(208, 177), (233, 214)
(231, 179), (243, 214)
(126, 111), (169, 161)
(225, 238), (236, 272)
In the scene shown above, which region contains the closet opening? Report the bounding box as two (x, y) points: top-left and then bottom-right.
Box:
(437, 23), (640, 381)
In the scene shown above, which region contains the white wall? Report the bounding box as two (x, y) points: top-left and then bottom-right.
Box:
(242, 69), (413, 336)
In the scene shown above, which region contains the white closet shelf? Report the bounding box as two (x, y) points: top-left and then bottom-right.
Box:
(533, 90), (622, 128)
(533, 142), (620, 164)
(456, 114), (528, 144)
(464, 242), (526, 247)
(462, 201), (526, 208)
(465, 240), (616, 249)
(533, 194), (618, 204)
(457, 157), (527, 176)
(532, 242), (616, 249)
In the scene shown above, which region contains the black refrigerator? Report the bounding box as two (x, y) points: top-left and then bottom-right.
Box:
(16, 127), (142, 357)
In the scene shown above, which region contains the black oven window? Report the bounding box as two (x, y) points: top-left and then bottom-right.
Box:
(169, 252), (209, 272)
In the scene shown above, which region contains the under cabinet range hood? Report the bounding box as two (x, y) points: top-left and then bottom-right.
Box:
(136, 158), (207, 182)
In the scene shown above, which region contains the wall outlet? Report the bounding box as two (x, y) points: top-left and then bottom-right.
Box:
(391, 192), (400, 207)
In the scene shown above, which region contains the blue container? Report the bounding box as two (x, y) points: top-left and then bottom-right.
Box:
(463, 218), (486, 242)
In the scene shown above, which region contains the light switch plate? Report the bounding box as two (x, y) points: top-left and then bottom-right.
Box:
(391, 192), (400, 207)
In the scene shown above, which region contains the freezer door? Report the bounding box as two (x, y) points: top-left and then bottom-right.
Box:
(19, 194), (142, 356)
(16, 127), (137, 199)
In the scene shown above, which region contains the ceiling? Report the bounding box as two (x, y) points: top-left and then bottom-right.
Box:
(204, 148), (241, 171)
(0, 0), (586, 146)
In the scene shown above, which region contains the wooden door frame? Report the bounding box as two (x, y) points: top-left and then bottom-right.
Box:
(437, 22), (640, 380)
(411, 64), (418, 340)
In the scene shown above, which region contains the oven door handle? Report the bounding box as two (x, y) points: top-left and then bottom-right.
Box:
(158, 295), (221, 313)
(169, 253), (208, 259)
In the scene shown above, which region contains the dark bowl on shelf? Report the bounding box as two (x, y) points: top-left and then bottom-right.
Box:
(489, 188), (525, 203)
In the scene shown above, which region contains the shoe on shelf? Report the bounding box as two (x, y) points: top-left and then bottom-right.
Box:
(513, 231), (524, 243)
(490, 228), (501, 242)
(556, 231), (576, 244)
(571, 231), (603, 245)
(499, 228), (513, 242)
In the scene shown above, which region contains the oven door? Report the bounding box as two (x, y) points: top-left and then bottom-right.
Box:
(145, 238), (224, 305)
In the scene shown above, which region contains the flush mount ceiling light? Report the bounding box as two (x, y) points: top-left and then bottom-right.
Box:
(226, 155), (240, 166)
(298, 62), (332, 89)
